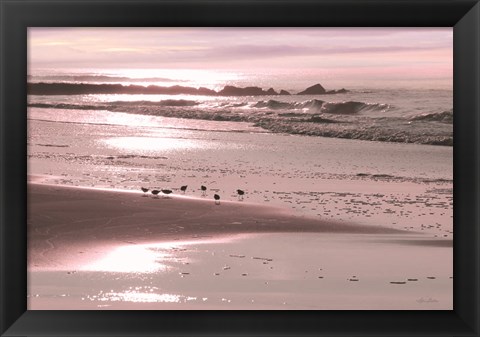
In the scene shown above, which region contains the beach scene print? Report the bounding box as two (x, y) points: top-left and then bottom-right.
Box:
(27, 28), (453, 309)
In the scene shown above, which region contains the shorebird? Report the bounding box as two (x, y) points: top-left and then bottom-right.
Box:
(214, 194), (220, 205)
(180, 185), (188, 194)
(151, 189), (161, 198)
(236, 189), (245, 200)
(161, 189), (173, 198)
(201, 185), (207, 196)
(141, 187), (149, 196)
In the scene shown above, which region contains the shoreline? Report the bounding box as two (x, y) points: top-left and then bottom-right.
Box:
(28, 181), (451, 269)
(28, 180), (400, 271)
(28, 182), (452, 310)
(28, 181), (408, 245)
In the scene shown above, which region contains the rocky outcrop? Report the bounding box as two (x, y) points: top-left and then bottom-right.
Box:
(297, 83), (326, 95)
(28, 82), (218, 96)
(28, 82), (347, 97)
(219, 86), (282, 96)
(297, 84), (349, 95)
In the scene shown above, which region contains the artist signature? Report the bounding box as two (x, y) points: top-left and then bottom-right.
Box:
(416, 297), (439, 303)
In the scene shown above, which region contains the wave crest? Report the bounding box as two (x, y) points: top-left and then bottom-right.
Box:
(252, 99), (388, 114)
(409, 110), (453, 124)
(253, 100), (296, 110)
(110, 99), (199, 107)
(321, 101), (389, 114)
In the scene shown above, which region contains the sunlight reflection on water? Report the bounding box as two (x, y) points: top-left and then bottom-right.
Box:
(82, 244), (172, 273)
(81, 237), (242, 274)
(85, 286), (200, 304)
(98, 292), (184, 303)
(100, 135), (253, 153)
(101, 136), (206, 153)
(78, 237), (245, 304)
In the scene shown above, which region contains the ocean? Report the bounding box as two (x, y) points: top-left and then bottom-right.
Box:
(28, 69), (453, 146)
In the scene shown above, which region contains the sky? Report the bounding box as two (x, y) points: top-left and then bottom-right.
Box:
(28, 28), (453, 89)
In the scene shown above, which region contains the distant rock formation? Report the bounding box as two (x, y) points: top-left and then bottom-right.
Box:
(28, 82), (347, 96)
(27, 82), (218, 96)
(219, 86), (281, 96)
(297, 83), (326, 95)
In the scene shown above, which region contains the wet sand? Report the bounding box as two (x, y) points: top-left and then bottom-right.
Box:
(28, 183), (452, 310)
(28, 117), (453, 241)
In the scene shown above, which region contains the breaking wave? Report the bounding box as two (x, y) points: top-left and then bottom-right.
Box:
(28, 98), (452, 146)
(109, 99), (199, 107)
(409, 109), (453, 124)
(251, 99), (389, 114)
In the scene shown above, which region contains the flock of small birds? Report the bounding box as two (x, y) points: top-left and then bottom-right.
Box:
(141, 185), (246, 205)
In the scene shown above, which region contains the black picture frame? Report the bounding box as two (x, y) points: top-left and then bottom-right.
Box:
(1, 0), (479, 336)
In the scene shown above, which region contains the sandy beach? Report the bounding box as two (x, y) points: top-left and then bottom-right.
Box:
(27, 28), (453, 310)
(28, 183), (452, 310)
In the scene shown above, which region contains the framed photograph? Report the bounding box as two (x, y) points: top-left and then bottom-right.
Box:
(1, 0), (479, 336)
